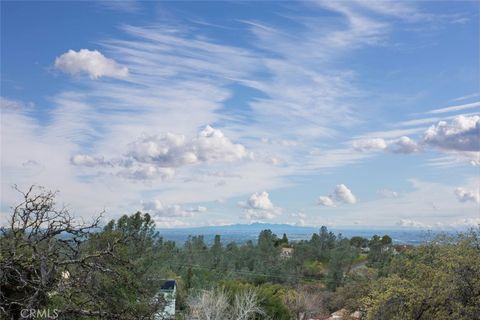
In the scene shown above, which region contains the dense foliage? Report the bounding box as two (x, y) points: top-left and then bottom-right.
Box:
(363, 232), (480, 319)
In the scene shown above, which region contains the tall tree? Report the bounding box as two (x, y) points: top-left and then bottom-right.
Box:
(256, 230), (280, 277)
(210, 235), (223, 269)
(326, 240), (357, 291)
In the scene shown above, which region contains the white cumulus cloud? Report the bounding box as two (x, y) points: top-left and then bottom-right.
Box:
(241, 191), (274, 210)
(70, 126), (250, 182)
(389, 136), (421, 154)
(333, 184), (357, 204)
(55, 49), (128, 79)
(318, 196), (336, 207)
(192, 125), (251, 162)
(424, 115), (480, 152)
(318, 184), (357, 207)
(239, 191), (281, 220)
(454, 187), (480, 203)
(127, 126), (250, 167)
(127, 133), (195, 167)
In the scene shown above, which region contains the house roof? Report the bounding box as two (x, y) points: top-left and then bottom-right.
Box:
(160, 280), (176, 290)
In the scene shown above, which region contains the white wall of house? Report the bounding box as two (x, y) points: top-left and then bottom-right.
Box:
(154, 284), (176, 319)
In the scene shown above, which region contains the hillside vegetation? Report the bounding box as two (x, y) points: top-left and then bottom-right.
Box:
(1, 186), (479, 319)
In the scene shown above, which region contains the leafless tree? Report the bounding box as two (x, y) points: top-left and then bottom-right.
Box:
(231, 289), (265, 320)
(284, 286), (329, 320)
(0, 185), (136, 319)
(187, 289), (229, 320)
(187, 288), (264, 320)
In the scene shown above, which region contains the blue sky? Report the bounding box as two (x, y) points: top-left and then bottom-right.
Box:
(1, 1), (479, 229)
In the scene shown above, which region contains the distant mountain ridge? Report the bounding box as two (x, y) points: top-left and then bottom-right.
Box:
(158, 223), (318, 234)
(157, 223), (437, 245)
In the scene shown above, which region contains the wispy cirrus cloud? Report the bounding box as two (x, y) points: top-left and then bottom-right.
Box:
(142, 199), (207, 217)
(451, 93), (480, 102)
(95, 0), (141, 13)
(70, 154), (112, 167)
(425, 101), (480, 114)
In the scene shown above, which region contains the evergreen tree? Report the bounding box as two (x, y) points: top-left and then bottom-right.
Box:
(210, 234), (223, 269)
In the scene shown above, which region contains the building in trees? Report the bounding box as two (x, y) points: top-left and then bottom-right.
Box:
(281, 247), (294, 259)
(155, 280), (177, 320)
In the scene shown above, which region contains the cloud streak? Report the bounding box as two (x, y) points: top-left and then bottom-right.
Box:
(353, 136), (420, 154)
(142, 199), (207, 217)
